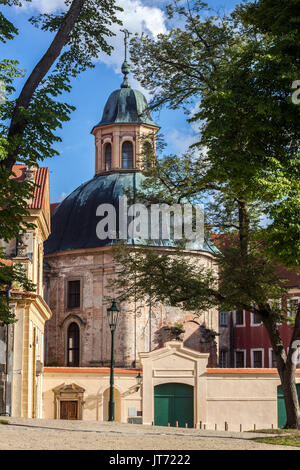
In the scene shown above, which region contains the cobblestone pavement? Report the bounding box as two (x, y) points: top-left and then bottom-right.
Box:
(0, 418), (297, 450)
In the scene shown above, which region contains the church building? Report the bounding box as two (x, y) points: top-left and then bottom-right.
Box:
(41, 48), (219, 424)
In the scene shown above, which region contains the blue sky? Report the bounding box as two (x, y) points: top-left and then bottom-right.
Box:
(1, 0), (240, 203)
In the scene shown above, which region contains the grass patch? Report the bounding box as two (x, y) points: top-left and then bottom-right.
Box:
(252, 435), (300, 447)
(251, 428), (300, 447)
(250, 428), (300, 435)
(0, 419), (9, 425)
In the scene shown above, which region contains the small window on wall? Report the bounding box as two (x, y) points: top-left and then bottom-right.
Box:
(143, 140), (154, 169)
(219, 350), (228, 368)
(235, 310), (244, 326)
(219, 312), (228, 327)
(251, 312), (262, 326)
(122, 141), (133, 169)
(67, 322), (79, 367)
(105, 143), (112, 170)
(270, 349), (277, 368)
(252, 349), (263, 368)
(287, 297), (300, 317)
(67, 280), (81, 309)
(235, 350), (245, 368)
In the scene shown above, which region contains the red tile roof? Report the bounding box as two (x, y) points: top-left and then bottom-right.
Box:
(50, 203), (59, 213)
(0, 258), (13, 266)
(10, 164), (48, 210)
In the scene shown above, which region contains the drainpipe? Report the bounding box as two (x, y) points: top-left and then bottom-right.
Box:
(230, 312), (235, 368)
(4, 324), (10, 416)
(3, 285), (12, 416)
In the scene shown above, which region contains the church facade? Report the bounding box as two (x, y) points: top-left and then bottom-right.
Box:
(40, 57), (220, 424)
(43, 65), (219, 373)
(2, 60), (299, 430)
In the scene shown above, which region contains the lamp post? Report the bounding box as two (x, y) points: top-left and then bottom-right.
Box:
(107, 299), (120, 421)
(136, 372), (142, 391)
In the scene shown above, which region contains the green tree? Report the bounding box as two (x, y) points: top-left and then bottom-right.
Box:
(0, 0), (122, 322)
(114, 0), (300, 428)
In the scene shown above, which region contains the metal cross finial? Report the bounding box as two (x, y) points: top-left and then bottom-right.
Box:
(120, 29), (132, 88)
(120, 29), (132, 62)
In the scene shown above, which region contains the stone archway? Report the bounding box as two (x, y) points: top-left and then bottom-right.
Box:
(103, 387), (122, 422)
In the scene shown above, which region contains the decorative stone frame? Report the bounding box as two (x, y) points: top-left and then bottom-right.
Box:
(101, 136), (113, 171)
(52, 383), (85, 420)
(251, 348), (264, 368)
(139, 341), (209, 427)
(64, 276), (83, 312)
(120, 135), (136, 169)
(234, 348), (246, 368)
(60, 314), (87, 367)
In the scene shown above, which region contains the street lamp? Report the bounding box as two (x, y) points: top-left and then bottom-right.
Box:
(136, 372), (143, 391)
(107, 299), (120, 421)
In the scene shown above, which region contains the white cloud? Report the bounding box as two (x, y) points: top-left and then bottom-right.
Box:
(97, 0), (167, 95)
(57, 191), (68, 202)
(20, 0), (66, 13)
(19, 0), (167, 96)
(167, 129), (198, 155)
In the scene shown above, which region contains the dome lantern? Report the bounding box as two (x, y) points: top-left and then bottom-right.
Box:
(91, 30), (160, 176)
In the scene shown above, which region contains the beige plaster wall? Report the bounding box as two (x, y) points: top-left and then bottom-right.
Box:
(43, 344), (300, 430)
(139, 341), (300, 431)
(206, 372), (282, 431)
(43, 367), (142, 423)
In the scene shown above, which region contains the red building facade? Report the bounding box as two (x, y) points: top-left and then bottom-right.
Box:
(219, 267), (300, 368)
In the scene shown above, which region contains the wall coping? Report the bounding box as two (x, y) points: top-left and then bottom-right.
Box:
(44, 367), (141, 375)
(45, 366), (300, 376)
(207, 368), (300, 375)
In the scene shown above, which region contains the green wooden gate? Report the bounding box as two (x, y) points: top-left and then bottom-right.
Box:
(277, 384), (300, 428)
(154, 383), (194, 428)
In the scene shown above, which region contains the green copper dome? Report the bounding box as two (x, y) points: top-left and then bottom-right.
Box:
(93, 87), (158, 129)
(44, 172), (217, 255)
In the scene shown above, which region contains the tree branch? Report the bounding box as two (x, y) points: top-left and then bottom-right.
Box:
(4, 0), (86, 169)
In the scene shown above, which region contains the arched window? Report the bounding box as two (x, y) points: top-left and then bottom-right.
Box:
(67, 322), (79, 366)
(143, 140), (154, 169)
(122, 141), (133, 169)
(104, 143), (112, 170)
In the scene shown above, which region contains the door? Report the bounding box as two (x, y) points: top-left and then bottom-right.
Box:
(277, 384), (300, 428)
(154, 383), (193, 428)
(60, 401), (78, 420)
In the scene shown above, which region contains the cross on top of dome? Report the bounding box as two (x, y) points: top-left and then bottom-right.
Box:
(120, 29), (132, 89)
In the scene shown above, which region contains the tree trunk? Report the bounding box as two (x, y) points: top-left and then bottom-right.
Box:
(3, 0), (86, 170)
(238, 200), (300, 429)
(237, 200), (250, 259)
(282, 365), (300, 428)
(283, 302), (300, 428)
(264, 313), (300, 429)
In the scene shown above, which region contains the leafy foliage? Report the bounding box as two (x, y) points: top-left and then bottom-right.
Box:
(0, 0), (123, 322)
(0, 258), (36, 324)
(113, 0), (300, 426)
